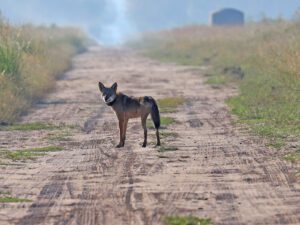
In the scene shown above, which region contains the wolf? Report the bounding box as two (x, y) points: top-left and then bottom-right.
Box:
(98, 82), (161, 148)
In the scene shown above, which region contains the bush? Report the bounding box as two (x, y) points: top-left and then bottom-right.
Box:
(0, 17), (89, 124)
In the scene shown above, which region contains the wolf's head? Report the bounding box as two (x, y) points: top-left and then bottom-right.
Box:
(98, 82), (118, 105)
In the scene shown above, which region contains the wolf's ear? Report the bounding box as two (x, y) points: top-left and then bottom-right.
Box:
(111, 82), (118, 91)
(98, 82), (105, 92)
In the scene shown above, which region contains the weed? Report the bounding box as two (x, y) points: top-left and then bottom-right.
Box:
(158, 145), (178, 152)
(206, 75), (228, 86)
(0, 190), (11, 195)
(147, 117), (176, 129)
(158, 155), (170, 159)
(46, 130), (72, 141)
(283, 151), (300, 163)
(160, 132), (179, 139)
(0, 197), (32, 203)
(0, 122), (59, 131)
(267, 140), (285, 149)
(164, 216), (212, 225)
(2, 146), (63, 161)
(5, 151), (39, 161)
(158, 97), (185, 113)
(28, 146), (64, 152)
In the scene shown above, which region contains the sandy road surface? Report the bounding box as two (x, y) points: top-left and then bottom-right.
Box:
(0, 47), (299, 225)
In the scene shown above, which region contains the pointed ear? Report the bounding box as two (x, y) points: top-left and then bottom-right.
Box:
(111, 82), (118, 91)
(98, 82), (105, 92)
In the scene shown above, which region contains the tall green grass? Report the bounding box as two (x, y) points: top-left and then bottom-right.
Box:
(0, 17), (89, 124)
(129, 21), (300, 146)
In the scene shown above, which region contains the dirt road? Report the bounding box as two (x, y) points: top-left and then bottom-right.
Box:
(0, 47), (299, 225)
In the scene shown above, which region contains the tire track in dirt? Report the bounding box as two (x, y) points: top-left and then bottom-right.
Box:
(19, 175), (67, 225)
(0, 46), (299, 225)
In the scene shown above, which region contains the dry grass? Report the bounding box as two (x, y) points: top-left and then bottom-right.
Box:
(0, 17), (89, 124)
(129, 21), (300, 147)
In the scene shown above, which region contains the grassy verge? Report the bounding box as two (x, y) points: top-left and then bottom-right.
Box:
(0, 16), (89, 124)
(129, 21), (300, 148)
(164, 216), (212, 225)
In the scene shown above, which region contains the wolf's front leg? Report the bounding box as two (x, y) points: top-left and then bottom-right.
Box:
(116, 120), (124, 148)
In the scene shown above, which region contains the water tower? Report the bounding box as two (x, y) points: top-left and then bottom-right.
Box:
(211, 8), (245, 26)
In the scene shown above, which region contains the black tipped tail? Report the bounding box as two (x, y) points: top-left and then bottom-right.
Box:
(146, 97), (160, 129)
(145, 96), (161, 146)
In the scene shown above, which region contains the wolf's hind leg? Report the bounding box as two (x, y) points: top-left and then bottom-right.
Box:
(141, 114), (148, 147)
(156, 129), (161, 146)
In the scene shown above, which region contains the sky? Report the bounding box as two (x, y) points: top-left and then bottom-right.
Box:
(0, 0), (299, 45)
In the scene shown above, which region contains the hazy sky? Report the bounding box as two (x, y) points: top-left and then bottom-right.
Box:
(1, 0), (299, 44)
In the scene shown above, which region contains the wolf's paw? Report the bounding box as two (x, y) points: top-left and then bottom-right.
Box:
(142, 143), (147, 148)
(116, 144), (124, 148)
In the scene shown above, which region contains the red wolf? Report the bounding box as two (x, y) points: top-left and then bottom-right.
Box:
(98, 82), (161, 148)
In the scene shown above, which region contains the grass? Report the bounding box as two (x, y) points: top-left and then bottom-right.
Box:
(158, 97), (185, 113)
(46, 130), (72, 141)
(0, 122), (78, 132)
(206, 74), (229, 86)
(164, 216), (212, 225)
(0, 16), (89, 124)
(0, 197), (32, 203)
(26, 146), (64, 152)
(267, 140), (285, 149)
(0, 190), (11, 195)
(158, 155), (170, 159)
(159, 117), (176, 127)
(0, 122), (59, 131)
(283, 151), (300, 163)
(147, 116), (176, 129)
(129, 21), (300, 147)
(1, 146), (63, 161)
(160, 131), (179, 139)
(158, 145), (178, 152)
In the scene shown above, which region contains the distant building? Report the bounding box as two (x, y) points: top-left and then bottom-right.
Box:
(211, 8), (244, 26)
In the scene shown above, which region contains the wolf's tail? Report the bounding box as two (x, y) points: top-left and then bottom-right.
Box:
(145, 96), (160, 129)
